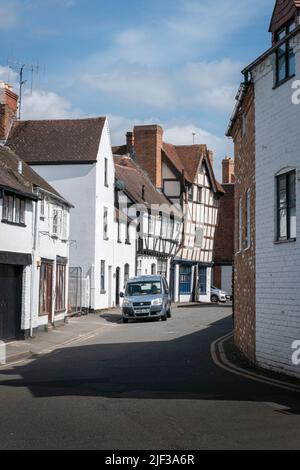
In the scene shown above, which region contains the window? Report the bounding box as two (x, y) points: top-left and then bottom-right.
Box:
(62, 212), (68, 240)
(55, 262), (66, 312)
(188, 186), (193, 202)
(151, 263), (156, 275)
(199, 267), (207, 295)
(124, 264), (130, 288)
(197, 187), (202, 203)
(104, 158), (108, 187)
(40, 198), (45, 218)
(276, 171), (296, 241)
(157, 258), (168, 278)
(245, 190), (251, 248)
(52, 209), (62, 237)
(103, 207), (109, 240)
(238, 198), (243, 252)
(180, 265), (192, 294)
(137, 259), (142, 277)
(275, 22), (296, 85)
(100, 260), (106, 292)
(2, 193), (26, 225)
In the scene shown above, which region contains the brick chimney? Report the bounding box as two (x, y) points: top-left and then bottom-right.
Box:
(133, 125), (163, 189)
(126, 132), (134, 152)
(222, 156), (235, 184)
(0, 82), (18, 142)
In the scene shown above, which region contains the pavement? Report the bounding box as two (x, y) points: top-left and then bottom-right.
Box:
(0, 304), (300, 450)
(4, 312), (122, 364)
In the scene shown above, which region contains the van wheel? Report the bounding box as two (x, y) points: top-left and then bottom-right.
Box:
(167, 309), (172, 318)
(161, 313), (167, 322)
(211, 295), (219, 304)
(123, 318), (129, 324)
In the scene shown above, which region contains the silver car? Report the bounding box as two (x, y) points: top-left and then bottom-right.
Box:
(211, 286), (231, 304)
(120, 275), (172, 323)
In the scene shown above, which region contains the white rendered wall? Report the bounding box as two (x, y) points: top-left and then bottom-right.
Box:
(254, 34), (300, 378)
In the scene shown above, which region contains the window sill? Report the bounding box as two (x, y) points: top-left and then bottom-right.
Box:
(1, 220), (26, 228)
(273, 74), (295, 90)
(274, 238), (296, 245)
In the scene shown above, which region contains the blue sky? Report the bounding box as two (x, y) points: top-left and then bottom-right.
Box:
(0, 0), (275, 175)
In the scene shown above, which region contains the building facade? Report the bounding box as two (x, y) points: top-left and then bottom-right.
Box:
(0, 145), (71, 341)
(228, 0), (300, 376)
(114, 125), (224, 303)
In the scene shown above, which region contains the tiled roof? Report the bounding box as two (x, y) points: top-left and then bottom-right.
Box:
(163, 143), (224, 194)
(269, 0), (300, 33)
(114, 155), (181, 217)
(6, 117), (106, 164)
(0, 145), (71, 205)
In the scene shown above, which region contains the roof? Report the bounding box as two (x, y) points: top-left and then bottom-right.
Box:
(114, 155), (182, 217)
(6, 117), (106, 165)
(0, 145), (72, 206)
(269, 0), (300, 33)
(163, 143), (224, 194)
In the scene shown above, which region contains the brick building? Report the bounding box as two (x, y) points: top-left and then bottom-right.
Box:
(227, 0), (300, 376)
(213, 157), (235, 297)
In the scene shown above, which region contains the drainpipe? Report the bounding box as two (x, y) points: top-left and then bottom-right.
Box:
(30, 193), (39, 338)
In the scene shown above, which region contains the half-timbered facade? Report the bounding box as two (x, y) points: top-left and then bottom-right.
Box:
(114, 154), (182, 285)
(114, 126), (223, 303)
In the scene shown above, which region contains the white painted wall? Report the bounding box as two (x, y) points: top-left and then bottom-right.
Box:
(254, 32), (300, 378)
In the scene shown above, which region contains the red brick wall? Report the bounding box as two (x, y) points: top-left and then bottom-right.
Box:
(231, 84), (256, 363)
(0, 88), (18, 140)
(133, 125), (163, 189)
(214, 184), (234, 264)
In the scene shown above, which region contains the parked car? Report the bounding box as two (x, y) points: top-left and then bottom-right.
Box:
(211, 286), (231, 304)
(120, 275), (172, 323)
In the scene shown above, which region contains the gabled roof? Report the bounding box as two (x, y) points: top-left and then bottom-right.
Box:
(163, 143), (224, 194)
(269, 0), (300, 33)
(6, 117), (106, 165)
(0, 145), (72, 206)
(114, 155), (181, 217)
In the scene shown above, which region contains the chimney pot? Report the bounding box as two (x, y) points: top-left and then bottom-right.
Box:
(222, 156), (235, 184)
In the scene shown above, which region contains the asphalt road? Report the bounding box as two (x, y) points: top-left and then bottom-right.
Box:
(0, 305), (300, 450)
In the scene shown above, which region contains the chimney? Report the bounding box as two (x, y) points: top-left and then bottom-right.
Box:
(133, 125), (163, 189)
(222, 156), (235, 184)
(207, 150), (214, 168)
(126, 132), (134, 153)
(0, 82), (18, 142)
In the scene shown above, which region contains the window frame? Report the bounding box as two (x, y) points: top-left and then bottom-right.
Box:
(55, 262), (67, 313)
(275, 21), (296, 86)
(104, 158), (109, 187)
(103, 206), (109, 241)
(276, 170), (296, 242)
(100, 260), (106, 293)
(2, 192), (26, 226)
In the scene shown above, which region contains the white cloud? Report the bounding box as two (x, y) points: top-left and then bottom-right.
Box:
(83, 67), (175, 108)
(21, 90), (81, 120)
(0, 66), (18, 84)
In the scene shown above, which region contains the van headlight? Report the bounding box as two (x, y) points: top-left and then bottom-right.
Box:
(152, 298), (163, 306)
(123, 299), (132, 307)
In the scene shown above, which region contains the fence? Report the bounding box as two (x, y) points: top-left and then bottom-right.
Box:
(68, 267), (90, 315)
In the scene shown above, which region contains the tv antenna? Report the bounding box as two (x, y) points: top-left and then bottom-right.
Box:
(192, 133), (196, 145)
(7, 61), (39, 120)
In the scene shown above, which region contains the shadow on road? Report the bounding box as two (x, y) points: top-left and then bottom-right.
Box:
(0, 315), (299, 415)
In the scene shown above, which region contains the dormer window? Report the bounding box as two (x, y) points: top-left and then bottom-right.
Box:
(275, 20), (296, 85)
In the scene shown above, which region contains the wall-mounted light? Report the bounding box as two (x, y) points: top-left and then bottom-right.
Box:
(36, 257), (42, 268)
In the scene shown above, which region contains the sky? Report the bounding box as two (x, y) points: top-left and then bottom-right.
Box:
(0, 0), (275, 177)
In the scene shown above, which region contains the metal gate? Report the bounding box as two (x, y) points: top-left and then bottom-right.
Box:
(68, 267), (90, 316)
(0, 264), (22, 341)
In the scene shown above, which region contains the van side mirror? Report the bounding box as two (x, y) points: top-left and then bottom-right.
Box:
(120, 292), (125, 298)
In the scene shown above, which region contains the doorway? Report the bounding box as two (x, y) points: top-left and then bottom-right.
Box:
(115, 267), (120, 306)
(0, 264), (22, 341)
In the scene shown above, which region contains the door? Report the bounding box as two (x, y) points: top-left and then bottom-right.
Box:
(115, 267), (120, 306)
(39, 261), (53, 323)
(0, 264), (22, 341)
